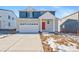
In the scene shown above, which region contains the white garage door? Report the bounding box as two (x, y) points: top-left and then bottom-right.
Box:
(19, 23), (39, 33)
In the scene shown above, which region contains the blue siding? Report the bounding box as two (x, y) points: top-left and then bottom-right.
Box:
(33, 12), (42, 18)
(49, 11), (55, 15)
(19, 11), (55, 18)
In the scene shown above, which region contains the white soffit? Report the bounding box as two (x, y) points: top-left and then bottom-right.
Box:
(39, 12), (55, 19)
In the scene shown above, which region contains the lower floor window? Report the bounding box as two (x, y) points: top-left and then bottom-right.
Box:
(62, 25), (65, 28)
(47, 20), (50, 24)
(8, 22), (10, 26)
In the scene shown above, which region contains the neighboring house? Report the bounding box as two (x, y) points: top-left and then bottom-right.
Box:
(60, 11), (79, 33)
(17, 7), (58, 33)
(0, 9), (17, 34)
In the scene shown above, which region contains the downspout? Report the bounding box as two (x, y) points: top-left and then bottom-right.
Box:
(39, 19), (40, 32)
(77, 11), (79, 35)
(53, 16), (55, 33)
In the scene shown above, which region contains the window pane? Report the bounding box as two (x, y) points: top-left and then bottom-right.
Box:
(8, 22), (10, 26)
(8, 15), (10, 19)
(47, 20), (50, 24)
(12, 17), (14, 20)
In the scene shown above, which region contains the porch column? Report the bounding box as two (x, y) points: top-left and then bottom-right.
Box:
(39, 19), (42, 32)
(53, 17), (56, 32)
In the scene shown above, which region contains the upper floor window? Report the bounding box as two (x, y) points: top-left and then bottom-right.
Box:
(30, 12), (32, 18)
(27, 12), (33, 18)
(12, 17), (14, 20)
(8, 15), (10, 19)
(33, 12), (41, 18)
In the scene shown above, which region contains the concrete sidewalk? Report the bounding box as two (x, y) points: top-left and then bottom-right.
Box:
(0, 34), (43, 52)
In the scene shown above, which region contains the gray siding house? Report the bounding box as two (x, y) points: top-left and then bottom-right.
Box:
(60, 11), (79, 33)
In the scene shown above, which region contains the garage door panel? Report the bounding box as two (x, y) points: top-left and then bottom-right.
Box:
(19, 25), (39, 33)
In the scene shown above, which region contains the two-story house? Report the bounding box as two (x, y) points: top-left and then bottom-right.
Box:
(16, 7), (58, 33)
(0, 9), (17, 34)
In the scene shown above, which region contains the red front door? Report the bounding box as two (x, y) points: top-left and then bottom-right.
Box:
(42, 22), (45, 30)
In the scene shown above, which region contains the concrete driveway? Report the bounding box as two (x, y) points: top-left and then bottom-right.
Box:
(0, 34), (43, 52)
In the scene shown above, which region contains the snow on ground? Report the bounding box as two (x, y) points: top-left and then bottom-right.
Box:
(0, 34), (8, 39)
(42, 33), (79, 52)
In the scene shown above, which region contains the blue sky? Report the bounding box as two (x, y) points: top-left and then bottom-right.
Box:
(0, 6), (79, 18)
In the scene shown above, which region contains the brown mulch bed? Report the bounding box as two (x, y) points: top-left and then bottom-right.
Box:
(39, 34), (53, 52)
(39, 33), (79, 52)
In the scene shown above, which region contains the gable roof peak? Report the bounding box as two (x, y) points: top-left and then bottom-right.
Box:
(39, 12), (55, 19)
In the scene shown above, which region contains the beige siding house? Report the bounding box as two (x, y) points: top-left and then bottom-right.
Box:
(16, 8), (58, 33)
(39, 12), (57, 32)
